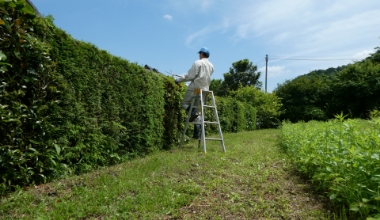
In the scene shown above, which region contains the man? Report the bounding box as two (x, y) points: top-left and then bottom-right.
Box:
(175, 47), (214, 139)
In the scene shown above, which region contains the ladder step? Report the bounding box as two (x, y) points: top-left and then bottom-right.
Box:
(203, 105), (215, 108)
(205, 138), (223, 141)
(190, 121), (219, 125)
(204, 121), (219, 124)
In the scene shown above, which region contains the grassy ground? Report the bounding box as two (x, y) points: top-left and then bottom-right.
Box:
(0, 129), (334, 219)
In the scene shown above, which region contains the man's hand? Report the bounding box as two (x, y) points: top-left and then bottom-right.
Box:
(174, 79), (182, 88)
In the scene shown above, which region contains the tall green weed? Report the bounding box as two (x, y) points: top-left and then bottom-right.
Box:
(281, 117), (380, 219)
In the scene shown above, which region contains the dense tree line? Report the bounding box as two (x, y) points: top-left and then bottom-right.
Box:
(274, 47), (380, 122)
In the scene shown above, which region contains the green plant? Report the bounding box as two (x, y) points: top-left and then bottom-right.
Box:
(274, 72), (331, 122)
(0, 0), (65, 192)
(0, 51), (12, 72)
(370, 109), (380, 119)
(229, 86), (282, 128)
(281, 117), (380, 219)
(222, 59), (262, 92)
(329, 60), (380, 118)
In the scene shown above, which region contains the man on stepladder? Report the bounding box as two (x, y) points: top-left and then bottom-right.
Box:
(175, 47), (214, 139)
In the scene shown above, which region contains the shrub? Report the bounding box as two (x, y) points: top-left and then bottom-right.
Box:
(281, 117), (380, 219)
(0, 0), (65, 190)
(229, 86), (281, 128)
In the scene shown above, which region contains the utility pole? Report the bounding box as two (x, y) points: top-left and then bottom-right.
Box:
(265, 54), (268, 93)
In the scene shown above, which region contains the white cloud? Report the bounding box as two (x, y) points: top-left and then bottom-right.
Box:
(163, 14), (172, 20)
(259, 66), (289, 78)
(353, 49), (375, 60)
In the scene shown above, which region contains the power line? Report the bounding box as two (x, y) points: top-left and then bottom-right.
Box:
(269, 55), (360, 61)
(254, 59), (266, 66)
(269, 58), (355, 61)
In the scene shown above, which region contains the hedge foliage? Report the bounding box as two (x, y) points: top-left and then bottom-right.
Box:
(0, 1), (183, 192)
(0, 0), (65, 192)
(0, 0), (256, 193)
(212, 96), (256, 133)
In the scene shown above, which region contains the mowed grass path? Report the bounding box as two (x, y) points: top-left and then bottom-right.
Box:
(0, 130), (332, 219)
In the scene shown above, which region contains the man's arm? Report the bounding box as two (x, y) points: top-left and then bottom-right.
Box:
(176, 62), (200, 83)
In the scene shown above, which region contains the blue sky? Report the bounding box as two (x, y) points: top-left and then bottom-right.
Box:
(32, 0), (380, 92)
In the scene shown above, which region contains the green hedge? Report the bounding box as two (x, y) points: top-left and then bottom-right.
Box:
(214, 96), (256, 133)
(0, 1), (255, 193)
(0, 1), (182, 192)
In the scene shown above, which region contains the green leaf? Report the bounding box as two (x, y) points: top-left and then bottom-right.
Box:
(29, 140), (40, 145)
(54, 144), (61, 155)
(21, 3), (36, 18)
(349, 202), (360, 212)
(329, 193), (337, 200)
(15, 0), (25, 10)
(0, 19), (4, 25)
(0, 62), (12, 67)
(14, 50), (21, 59)
(8, 2), (16, 8)
(0, 65), (7, 72)
(0, 51), (6, 61)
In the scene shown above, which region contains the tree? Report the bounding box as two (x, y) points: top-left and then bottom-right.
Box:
(274, 73), (331, 122)
(209, 79), (226, 96)
(222, 59), (262, 92)
(229, 86), (282, 128)
(329, 60), (380, 118)
(366, 46), (380, 64)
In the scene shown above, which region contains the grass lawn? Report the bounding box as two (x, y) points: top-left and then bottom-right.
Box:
(0, 129), (334, 219)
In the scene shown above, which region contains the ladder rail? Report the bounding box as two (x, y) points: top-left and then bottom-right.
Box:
(200, 90), (207, 153)
(179, 96), (196, 148)
(211, 91), (226, 152)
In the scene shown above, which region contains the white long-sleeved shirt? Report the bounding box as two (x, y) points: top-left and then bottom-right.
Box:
(177, 58), (214, 91)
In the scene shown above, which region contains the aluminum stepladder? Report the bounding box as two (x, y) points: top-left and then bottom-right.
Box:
(179, 89), (226, 153)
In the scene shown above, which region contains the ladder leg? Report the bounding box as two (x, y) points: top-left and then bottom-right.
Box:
(179, 96), (196, 148)
(211, 91), (226, 152)
(200, 90), (207, 153)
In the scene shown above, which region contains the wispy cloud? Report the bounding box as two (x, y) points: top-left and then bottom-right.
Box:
(185, 19), (230, 47)
(163, 14), (172, 20)
(199, 0), (214, 11)
(185, 27), (212, 47)
(227, 0), (380, 51)
(164, 0), (216, 13)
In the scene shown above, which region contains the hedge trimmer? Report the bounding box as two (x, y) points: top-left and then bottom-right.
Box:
(166, 70), (182, 87)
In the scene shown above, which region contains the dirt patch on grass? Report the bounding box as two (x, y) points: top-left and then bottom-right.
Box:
(173, 159), (330, 220)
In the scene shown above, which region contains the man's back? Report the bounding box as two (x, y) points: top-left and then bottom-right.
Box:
(187, 58), (214, 91)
